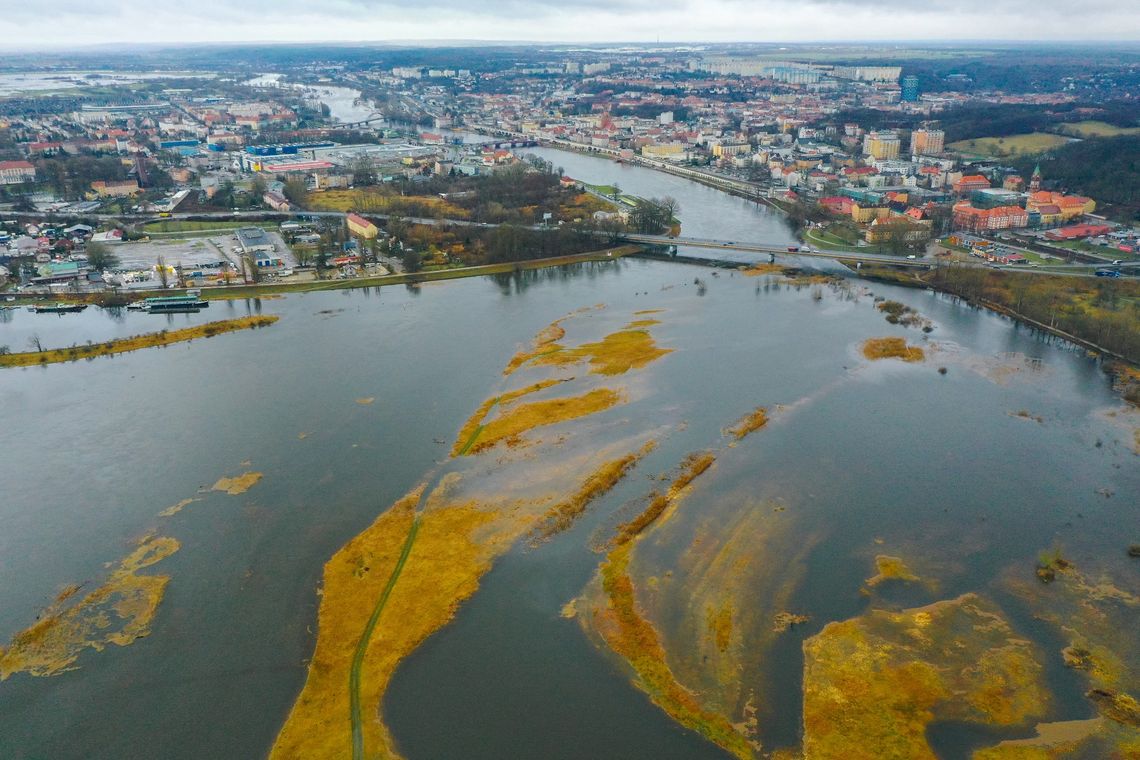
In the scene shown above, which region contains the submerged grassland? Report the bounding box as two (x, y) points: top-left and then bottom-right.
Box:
(989, 557), (1140, 756)
(862, 336), (926, 362)
(273, 307), (674, 759)
(802, 593), (1050, 759)
(0, 315), (279, 368)
(726, 407), (768, 440)
(0, 535), (180, 679)
(581, 452), (757, 760)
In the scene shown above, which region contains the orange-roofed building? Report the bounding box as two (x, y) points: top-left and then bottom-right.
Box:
(1026, 191), (1095, 221)
(953, 174), (990, 195)
(952, 201), (1028, 232)
(346, 213), (378, 239)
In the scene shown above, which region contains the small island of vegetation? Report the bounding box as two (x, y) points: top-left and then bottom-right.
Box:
(0, 315), (279, 368)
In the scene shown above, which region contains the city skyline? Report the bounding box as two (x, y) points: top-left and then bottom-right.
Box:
(5, 0), (1140, 49)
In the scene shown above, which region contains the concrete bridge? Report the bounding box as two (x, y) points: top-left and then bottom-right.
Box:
(15, 208), (1135, 278)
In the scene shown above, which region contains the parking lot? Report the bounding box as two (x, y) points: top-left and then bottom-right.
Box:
(112, 229), (296, 271)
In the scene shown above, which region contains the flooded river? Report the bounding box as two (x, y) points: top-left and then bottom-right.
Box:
(1, 151), (1137, 760)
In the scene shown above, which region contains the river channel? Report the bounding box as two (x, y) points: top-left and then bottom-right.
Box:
(0, 149), (1137, 760)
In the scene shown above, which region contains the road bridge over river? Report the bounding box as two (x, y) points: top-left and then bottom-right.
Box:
(14, 209), (1136, 278)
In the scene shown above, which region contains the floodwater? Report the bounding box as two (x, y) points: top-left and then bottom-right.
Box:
(1, 150), (1137, 760)
(241, 73), (374, 124)
(0, 70), (214, 97)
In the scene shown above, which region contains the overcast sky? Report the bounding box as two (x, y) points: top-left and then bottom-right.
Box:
(4, 0), (1139, 48)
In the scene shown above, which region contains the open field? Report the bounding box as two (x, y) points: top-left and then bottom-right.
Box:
(306, 188), (469, 218)
(805, 227), (865, 252)
(142, 220), (279, 234)
(1057, 121), (1140, 138)
(948, 133), (1072, 157)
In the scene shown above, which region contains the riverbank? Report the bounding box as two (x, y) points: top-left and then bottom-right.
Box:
(850, 263), (1140, 366)
(0, 315), (279, 367)
(2, 246), (643, 307)
(528, 137), (787, 213)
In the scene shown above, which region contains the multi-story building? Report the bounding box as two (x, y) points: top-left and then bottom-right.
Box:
(952, 202), (1029, 232)
(1026, 191), (1095, 221)
(641, 142), (686, 160)
(851, 203), (891, 223)
(90, 179), (140, 197)
(901, 76), (920, 102)
(953, 174), (991, 195)
(863, 131), (900, 160)
(910, 129), (944, 156)
(0, 160), (35, 185)
(711, 141), (751, 158)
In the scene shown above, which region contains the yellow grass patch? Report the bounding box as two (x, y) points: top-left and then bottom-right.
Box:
(536, 328), (672, 376)
(773, 611), (811, 633)
(726, 407), (768, 440)
(463, 388), (623, 456)
(274, 488), (498, 759)
(802, 593), (1049, 759)
(0, 316), (279, 368)
(865, 555), (920, 588)
(306, 188), (469, 218)
(740, 263), (789, 276)
(451, 379), (567, 457)
(534, 441), (656, 540)
(706, 602), (735, 653)
(595, 542), (754, 759)
(503, 320), (567, 375)
(212, 472), (262, 495)
(616, 452), (714, 544)
(577, 448), (753, 758)
(862, 337), (925, 362)
(0, 535), (180, 679)
(158, 498), (198, 518)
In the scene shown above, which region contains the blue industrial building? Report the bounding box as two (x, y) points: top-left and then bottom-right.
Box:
(244, 142), (337, 157)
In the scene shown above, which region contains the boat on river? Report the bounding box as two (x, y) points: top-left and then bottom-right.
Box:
(129, 292), (210, 313)
(29, 302), (87, 313)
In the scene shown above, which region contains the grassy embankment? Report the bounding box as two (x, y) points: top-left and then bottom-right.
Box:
(0, 315), (279, 368)
(804, 226), (867, 253)
(202, 246), (642, 300)
(2, 246), (642, 308)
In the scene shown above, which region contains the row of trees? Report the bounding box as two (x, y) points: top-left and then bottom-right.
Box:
(930, 265), (1140, 363)
(629, 197), (680, 235)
